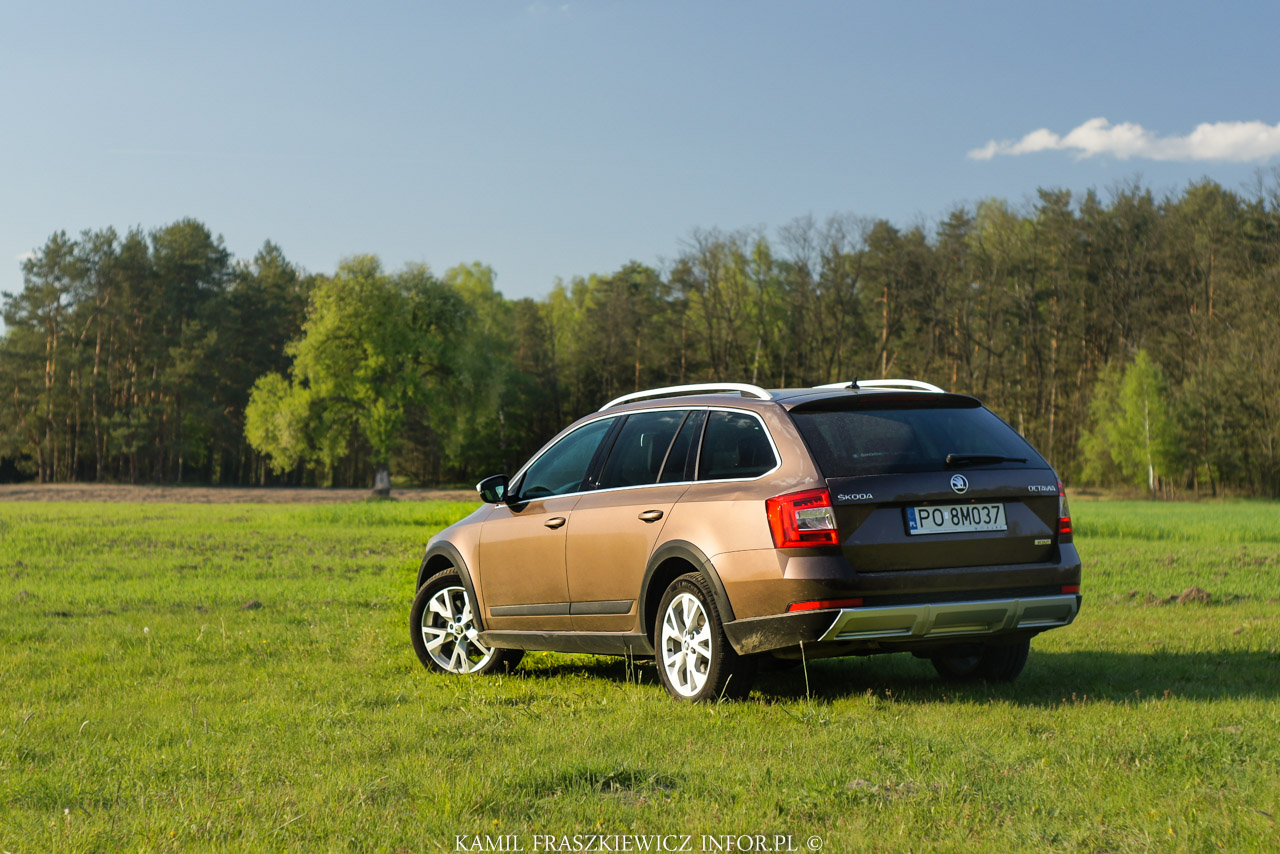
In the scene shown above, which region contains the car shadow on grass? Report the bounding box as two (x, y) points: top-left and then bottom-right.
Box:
(753, 649), (1280, 705)
(513, 649), (1280, 705)
(515, 653), (635, 683)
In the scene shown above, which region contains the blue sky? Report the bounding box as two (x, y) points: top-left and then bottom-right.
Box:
(3, 0), (1278, 315)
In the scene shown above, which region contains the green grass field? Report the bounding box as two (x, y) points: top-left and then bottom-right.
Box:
(2, 498), (1278, 852)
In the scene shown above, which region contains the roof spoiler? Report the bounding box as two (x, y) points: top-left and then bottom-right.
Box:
(814, 379), (945, 393)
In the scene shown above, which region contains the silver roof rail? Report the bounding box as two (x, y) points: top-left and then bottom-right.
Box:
(599, 382), (773, 411)
(815, 379), (946, 393)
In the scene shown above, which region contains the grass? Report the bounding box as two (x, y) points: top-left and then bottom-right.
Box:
(1, 498), (1278, 852)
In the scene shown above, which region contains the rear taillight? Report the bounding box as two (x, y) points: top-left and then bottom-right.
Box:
(1058, 479), (1073, 542)
(787, 597), (863, 612)
(766, 488), (839, 549)
(1061, 584), (1080, 594)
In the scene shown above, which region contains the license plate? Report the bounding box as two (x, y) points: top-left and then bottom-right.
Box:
(906, 503), (1005, 535)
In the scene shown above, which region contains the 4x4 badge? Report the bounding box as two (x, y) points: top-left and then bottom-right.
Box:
(950, 474), (969, 494)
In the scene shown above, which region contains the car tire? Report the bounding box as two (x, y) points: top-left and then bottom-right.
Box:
(410, 569), (524, 675)
(930, 638), (1030, 683)
(654, 572), (754, 702)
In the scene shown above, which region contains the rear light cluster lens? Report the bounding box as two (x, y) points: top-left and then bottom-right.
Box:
(1057, 479), (1073, 542)
(1061, 584), (1081, 595)
(766, 488), (839, 549)
(787, 597), (863, 612)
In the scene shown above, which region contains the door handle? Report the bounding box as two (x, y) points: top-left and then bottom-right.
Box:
(544, 517), (566, 529)
(638, 509), (664, 522)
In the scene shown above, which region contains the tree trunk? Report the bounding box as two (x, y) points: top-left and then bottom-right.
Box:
(634, 331), (642, 391)
(1144, 398), (1156, 499)
(880, 284), (889, 377)
(92, 313), (104, 481)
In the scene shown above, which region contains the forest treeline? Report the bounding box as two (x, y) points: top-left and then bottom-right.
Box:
(2, 178), (1278, 496)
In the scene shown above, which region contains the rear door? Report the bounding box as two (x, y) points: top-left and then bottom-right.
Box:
(789, 398), (1061, 571)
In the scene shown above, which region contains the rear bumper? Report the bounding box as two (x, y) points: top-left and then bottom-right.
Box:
(818, 593), (1079, 642)
(724, 593), (1080, 656)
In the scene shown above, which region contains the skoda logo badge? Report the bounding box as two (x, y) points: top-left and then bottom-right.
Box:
(950, 474), (969, 494)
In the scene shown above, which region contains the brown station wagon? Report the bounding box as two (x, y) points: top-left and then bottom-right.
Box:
(409, 381), (1081, 701)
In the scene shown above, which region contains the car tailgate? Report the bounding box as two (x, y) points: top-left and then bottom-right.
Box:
(827, 468), (1060, 571)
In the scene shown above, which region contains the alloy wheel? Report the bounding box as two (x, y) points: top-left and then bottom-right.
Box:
(660, 592), (713, 697)
(419, 585), (495, 674)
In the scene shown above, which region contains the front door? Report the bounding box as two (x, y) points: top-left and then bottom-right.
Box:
(479, 494), (580, 631)
(477, 415), (617, 631)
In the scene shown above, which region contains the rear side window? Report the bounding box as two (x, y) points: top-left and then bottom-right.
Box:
(698, 411), (776, 481)
(791, 405), (1045, 478)
(597, 410), (685, 489)
(659, 410), (706, 483)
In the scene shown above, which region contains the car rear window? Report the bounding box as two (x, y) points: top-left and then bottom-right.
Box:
(790, 404), (1045, 478)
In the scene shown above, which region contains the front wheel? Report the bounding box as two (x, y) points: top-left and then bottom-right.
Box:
(930, 638), (1030, 683)
(410, 569), (523, 675)
(655, 573), (754, 702)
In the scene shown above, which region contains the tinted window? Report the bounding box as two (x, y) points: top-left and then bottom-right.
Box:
(791, 405), (1045, 478)
(517, 417), (615, 499)
(697, 411), (776, 480)
(659, 410), (706, 483)
(598, 411), (685, 489)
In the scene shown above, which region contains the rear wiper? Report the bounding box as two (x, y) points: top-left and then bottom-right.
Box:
(945, 453), (1027, 467)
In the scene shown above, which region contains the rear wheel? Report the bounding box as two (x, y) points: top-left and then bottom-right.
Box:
(655, 573), (754, 702)
(410, 569), (523, 675)
(931, 638), (1030, 683)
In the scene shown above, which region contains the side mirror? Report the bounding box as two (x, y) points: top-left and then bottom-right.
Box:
(476, 474), (509, 504)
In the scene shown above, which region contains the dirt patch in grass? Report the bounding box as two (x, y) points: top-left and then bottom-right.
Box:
(1177, 585), (1213, 604)
(0, 483), (476, 504)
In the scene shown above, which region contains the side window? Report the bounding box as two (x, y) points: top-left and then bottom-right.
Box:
(597, 410), (685, 489)
(659, 410), (706, 483)
(697, 411), (776, 481)
(517, 417), (616, 499)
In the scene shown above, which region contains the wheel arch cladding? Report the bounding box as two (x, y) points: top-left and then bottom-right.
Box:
(642, 540), (737, 645)
(416, 542), (484, 631)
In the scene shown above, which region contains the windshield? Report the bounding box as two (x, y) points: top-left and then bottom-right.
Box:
(791, 404), (1047, 478)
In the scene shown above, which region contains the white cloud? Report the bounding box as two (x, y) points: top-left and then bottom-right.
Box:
(969, 117), (1280, 163)
(16, 251), (36, 262)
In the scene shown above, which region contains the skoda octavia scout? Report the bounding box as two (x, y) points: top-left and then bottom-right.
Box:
(409, 380), (1081, 701)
